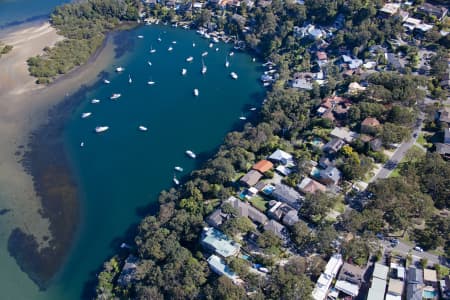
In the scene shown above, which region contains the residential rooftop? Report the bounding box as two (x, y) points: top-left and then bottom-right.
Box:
(201, 227), (240, 258)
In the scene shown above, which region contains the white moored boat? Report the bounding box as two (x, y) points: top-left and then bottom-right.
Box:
(230, 72), (238, 79)
(81, 112), (92, 119)
(209, 43), (213, 48)
(137, 35), (144, 39)
(185, 150), (196, 159)
(147, 80), (156, 85)
(138, 125), (148, 131)
(239, 116), (247, 120)
(173, 175), (180, 185)
(186, 56), (194, 62)
(174, 166), (184, 172)
(168, 46), (173, 51)
(103, 79), (110, 84)
(192, 42), (196, 47)
(193, 89), (199, 96)
(128, 75), (132, 84)
(150, 45), (156, 53)
(91, 99), (100, 104)
(80, 142), (84, 147)
(95, 126), (109, 133)
(181, 68), (187, 76)
(229, 51), (234, 56)
(110, 93), (121, 100)
(201, 61), (207, 74)
(116, 67), (125, 72)
(147, 61), (152, 66)
(225, 56), (230, 68)
(202, 51), (208, 57)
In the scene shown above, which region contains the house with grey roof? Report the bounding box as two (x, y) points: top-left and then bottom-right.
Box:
(272, 184), (304, 209)
(206, 208), (227, 228)
(330, 127), (359, 143)
(407, 267), (424, 300)
(240, 169), (263, 187)
(226, 196), (268, 225)
(323, 138), (345, 153)
(334, 263), (365, 297)
(207, 254), (239, 281)
(282, 209), (299, 226)
(269, 149), (294, 166)
(117, 255), (139, 287)
(418, 3), (448, 21)
(201, 227), (240, 258)
(318, 166), (342, 186)
(263, 219), (287, 239)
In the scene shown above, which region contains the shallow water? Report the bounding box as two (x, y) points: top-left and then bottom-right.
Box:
(2, 24), (264, 299)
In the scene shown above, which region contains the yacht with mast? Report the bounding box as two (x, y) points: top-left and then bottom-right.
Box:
(201, 59), (207, 74)
(173, 174), (180, 185)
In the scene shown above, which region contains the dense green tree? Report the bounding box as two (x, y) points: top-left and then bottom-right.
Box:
(290, 221), (314, 251)
(204, 276), (247, 300)
(299, 192), (335, 224)
(341, 238), (370, 266)
(416, 153), (450, 209)
(266, 259), (314, 300)
(380, 122), (410, 145)
(368, 177), (434, 232)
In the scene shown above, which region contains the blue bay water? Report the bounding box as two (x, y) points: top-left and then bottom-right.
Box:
(0, 0), (70, 28)
(19, 25), (264, 299)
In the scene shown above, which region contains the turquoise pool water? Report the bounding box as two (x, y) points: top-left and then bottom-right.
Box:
(423, 289), (437, 299)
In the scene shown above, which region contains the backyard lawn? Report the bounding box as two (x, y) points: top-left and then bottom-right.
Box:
(249, 196), (269, 212)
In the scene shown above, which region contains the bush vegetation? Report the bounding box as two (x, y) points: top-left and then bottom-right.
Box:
(27, 0), (139, 83)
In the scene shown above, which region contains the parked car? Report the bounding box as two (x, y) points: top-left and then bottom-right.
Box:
(414, 246), (424, 252)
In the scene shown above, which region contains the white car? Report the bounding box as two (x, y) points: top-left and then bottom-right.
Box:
(414, 246), (424, 252)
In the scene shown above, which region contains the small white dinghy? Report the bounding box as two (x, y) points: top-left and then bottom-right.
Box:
(81, 112), (92, 119)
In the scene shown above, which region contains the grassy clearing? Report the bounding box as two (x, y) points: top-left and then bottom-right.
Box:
(249, 196), (269, 212)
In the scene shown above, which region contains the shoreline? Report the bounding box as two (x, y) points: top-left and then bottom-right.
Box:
(0, 19), (118, 289)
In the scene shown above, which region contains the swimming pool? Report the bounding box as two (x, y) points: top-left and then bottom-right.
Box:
(310, 167), (321, 178)
(262, 185), (275, 195)
(423, 289), (437, 299)
(312, 137), (323, 147)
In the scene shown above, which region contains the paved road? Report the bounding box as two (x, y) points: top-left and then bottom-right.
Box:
(370, 113), (424, 182)
(381, 239), (442, 266)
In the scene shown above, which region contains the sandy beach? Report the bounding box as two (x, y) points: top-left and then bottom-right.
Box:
(0, 20), (116, 288)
